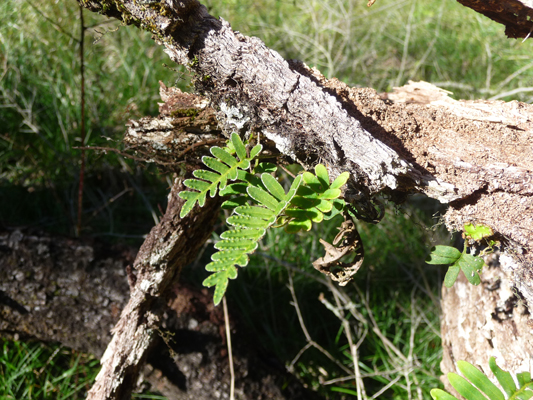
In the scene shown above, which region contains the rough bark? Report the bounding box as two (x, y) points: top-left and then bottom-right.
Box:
(86, 178), (222, 400)
(440, 252), (533, 396)
(0, 228), (320, 400)
(455, 0), (533, 39)
(127, 77), (533, 305)
(74, 0), (533, 397)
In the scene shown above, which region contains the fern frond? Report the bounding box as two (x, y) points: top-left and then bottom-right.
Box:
(178, 133), (262, 218)
(283, 164), (349, 233)
(431, 357), (533, 400)
(203, 174), (302, 305)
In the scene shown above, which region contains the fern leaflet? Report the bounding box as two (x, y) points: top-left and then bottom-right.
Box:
(178, 134), (351, 305)
(282, 164), (349, 233)
(431, 357), (533, 400)
(203, 174), (302, 305)
(178, 133), (261, 218)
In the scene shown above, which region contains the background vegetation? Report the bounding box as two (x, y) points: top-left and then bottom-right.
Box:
(1, 0), (531, 398)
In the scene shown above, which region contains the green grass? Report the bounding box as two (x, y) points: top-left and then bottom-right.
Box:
(209, 197), (447, 399)
(0, 0), (182, 237)
(0, 0), (529, 398)
(0, 340), (99, 400)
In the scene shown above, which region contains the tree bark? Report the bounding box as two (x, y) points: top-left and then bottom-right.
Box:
(75, 0), (533, 397)
(440, 252), (533, 397)
(455, 0), (533, 39)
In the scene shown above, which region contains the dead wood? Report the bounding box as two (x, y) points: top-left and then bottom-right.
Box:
(440, 253), (533, 396)
(86, 178), (222, 400)
(74, 0), (533, 397)
(455, 0), (533, 39)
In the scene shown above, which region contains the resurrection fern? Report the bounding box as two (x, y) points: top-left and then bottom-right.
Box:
(204, 174), (302, 305)
(178, 134), (349, 305)
(431, 357), (533, 400)
(282, 164), (349, 233)
(178, 133), (262, 218)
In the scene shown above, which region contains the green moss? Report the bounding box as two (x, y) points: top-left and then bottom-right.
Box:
(170, 108), (200, 120)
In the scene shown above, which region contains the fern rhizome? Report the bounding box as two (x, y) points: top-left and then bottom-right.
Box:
(178, 133), (351, 305)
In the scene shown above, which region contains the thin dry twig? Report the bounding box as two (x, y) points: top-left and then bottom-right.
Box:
(286, 272), (352, 375)
(223, 297), (235, 400)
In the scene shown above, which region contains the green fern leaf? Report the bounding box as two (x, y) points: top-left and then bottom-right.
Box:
(227, 214), (272, 229)
(210, 146), (239, 167)
(314, 164), (330, 187)
(203, 174), (302, 305)
(490, 357), (517, 397)
(457, 361), (504, 400)
(330, 172), (350, 190)
(247, 185), (280, 211)
(234, 205), (276, 220)
(433, 357), (533, 400)
(517, 372), (532, 389)
(254, 162), (277, 174)
(220, 228), (265, 240)
(215, 238), (257, 251)
(284, 164), (347, 233)
(430, 389), (459, 400)
(448, 373), (488, 400)
(203, 269), (237, 306)
(178, 133), (261, 218)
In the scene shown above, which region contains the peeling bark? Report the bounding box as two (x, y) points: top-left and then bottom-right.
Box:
(73, 0), (533, 397)
(86, 179), (222, 400)
(440, 252), (533, 394)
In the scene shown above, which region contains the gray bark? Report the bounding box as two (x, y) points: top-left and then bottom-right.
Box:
(74, 0), (533, 398)
(86, 178), (221, 400)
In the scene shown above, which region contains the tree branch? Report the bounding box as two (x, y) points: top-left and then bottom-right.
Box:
(86, 178), (221, 400)
(75, 1), (533, 397)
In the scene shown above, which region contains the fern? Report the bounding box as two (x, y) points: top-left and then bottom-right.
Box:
(178, 135), (350, 305)
(431, 357), (533, 400)
(281, 164), (349, 233)
(204, 174), (302, 305)
(178, 133), (261, 218)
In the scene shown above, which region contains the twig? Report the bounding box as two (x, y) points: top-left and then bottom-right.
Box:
(286, 273), (352, 375)
(370, 375), (403, 399)
(23, 0), (77, 40)
(176, 138), (226, 159)
(73, 146), (157, 164)
(320, 288), (366, 400)
(223, 297), (235, 400)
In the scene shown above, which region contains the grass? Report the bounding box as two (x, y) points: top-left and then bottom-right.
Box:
(208, 196), (448, 399)
(0, 0), (530, 398)
(0, 0), (181, 238)
(0, 340), (99, 400)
